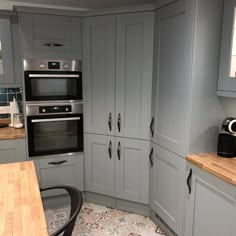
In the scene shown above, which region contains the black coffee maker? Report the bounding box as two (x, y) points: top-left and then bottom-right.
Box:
(217, 117), (236, 158)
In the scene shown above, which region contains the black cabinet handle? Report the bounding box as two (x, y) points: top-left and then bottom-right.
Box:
(108, 112), (112, 131)
(117, 113), (121, 132)
(187, 169), (192, 194)
(117, 142), (121, 160)
(149, 147), (154, 167)
(48, 160), (67, 165)
(44, 43), (63, 47)
(150, 116), (154, 137)
(108, 140), (112, 159)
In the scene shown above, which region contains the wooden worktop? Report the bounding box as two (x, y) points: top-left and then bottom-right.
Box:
(187, 152), (236, 186)
(0, 119), (25, 140)
(0, 161), (48, 236)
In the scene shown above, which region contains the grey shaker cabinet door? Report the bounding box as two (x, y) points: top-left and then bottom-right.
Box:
(218, 0), (236, 95)
(0, 139), (26, 164)
(153, 2), (190, 157)
(0, 17), (14, 85)
(115, 138), (150, 204)
(149, 144), (186, 235)
(20, 13), (82, 60)
(115, 12), (154, 140)
(185, 163), (236, 236)
(83, 16), (116, 136)
(84, 133), (115, 197)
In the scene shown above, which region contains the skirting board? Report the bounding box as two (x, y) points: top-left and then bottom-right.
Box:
(84, 192), (150, 217)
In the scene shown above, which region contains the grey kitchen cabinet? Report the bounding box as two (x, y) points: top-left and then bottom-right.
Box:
(83, 15), (116, 136)
(184, 162), (236, 236)
(151, 0), (225, 156)
(149, 143), (186, 236)
(218, 0), (236, 97)
(84, 133), (150, 204)
(20, 13), (82, 60)
(83, 12), (154, 140)
(0, 16), (15, 85)
(84, 134), (115, 196)
(115, 12), (154, 140)
(0, 138), (26, 164)
(35, 153), (84, 198)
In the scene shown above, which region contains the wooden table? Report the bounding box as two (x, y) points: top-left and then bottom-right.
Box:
(0, 161), (48, 236)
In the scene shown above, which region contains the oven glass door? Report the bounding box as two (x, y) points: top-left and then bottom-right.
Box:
(25, 71), (82, 101)
(27, 114), (83, 157)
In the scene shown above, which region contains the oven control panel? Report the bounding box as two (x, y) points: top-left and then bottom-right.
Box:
(39, 105), (72, 114)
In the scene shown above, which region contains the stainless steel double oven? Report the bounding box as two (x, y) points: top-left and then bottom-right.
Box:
(24, 59), (83, 158)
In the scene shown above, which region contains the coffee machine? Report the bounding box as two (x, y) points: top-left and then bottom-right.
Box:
(217, 117), (236, 158)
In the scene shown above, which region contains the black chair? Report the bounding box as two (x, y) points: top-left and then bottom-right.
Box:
(40, 185), (83, 236)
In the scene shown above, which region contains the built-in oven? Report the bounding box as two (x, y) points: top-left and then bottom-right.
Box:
(26, 101), (83, 158)
(24, 59), (82, 101)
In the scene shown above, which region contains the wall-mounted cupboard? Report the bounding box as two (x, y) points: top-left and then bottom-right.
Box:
(20, 13), (82, 60)
(0, 15), (22, 87)
(218, 0), (236, 97)
(83, 12), (154, 140)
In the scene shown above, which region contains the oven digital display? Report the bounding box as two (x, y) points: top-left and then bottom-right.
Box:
(48, 61), (60, 69)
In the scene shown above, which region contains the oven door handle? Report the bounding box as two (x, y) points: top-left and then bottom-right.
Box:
(28, 74), (80, 78)
(31, 117), (81, 123)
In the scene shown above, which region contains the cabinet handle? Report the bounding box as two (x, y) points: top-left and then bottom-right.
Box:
(44, 43), (63, 47)
(150, 117), (154, 137)
(117, 141), (121, 160)
(187, 169), (192, 194)
(108, 140), (112, 159)
(149, 147), (154, 167)
(108, 112), (112, 131)
(117, 113), (121, 132)
(48, 160), (67, 165)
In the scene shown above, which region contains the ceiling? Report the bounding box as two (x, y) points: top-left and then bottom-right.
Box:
(6, 0), (155, 10)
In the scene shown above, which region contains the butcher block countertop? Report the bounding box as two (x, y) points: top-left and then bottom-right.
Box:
(187, 152), (236, 186)
(0, 161), (48, 236)
(0, 119), (25, 140)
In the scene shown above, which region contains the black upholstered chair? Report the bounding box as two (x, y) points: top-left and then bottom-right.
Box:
(40, 185), (83, 236)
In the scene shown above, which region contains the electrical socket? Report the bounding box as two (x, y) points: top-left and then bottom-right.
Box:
(0, 106), (10, 114)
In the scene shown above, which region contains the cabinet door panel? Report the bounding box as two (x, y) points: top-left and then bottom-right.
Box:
(0, 17), (14, 84)
(185, 164), (236, 236)
(150, 144), (185, 235)
(85, 134), (115, 197)
(83, 16), (115, 136)
(115, 138), (149, 204)
(154, 3), (190, 156)
(116, 12), (153, 140)
(218, 0), (236, 94)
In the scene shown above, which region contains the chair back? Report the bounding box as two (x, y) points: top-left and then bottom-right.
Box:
(40, 185), (83, 236)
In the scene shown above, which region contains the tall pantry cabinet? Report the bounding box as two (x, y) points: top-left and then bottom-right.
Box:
(83, 12), (154, 204)
(149, 0), (225, 235)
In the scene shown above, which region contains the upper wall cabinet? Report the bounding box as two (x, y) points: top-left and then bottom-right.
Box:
(83, 12), (154, 140)
(20, 13), (82, 60)
(218, 0), (236, 97)
(0, 16), (17, 86)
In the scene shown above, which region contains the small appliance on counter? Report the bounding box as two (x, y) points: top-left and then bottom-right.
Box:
(217, 117), (236, 158)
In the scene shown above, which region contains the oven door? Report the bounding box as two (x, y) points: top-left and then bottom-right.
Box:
(25, 71), (82, 101)
(27, 114), (83, 157)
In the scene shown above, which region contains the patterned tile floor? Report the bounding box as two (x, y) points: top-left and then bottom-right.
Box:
(45, 202), (166, 236)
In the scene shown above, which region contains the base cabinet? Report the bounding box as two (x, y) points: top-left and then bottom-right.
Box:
(0, 139), (26, 164)
(85, 133), (150, 204)
(185, 163), (236, 236)
(149, 143), (186, 236)
(35, 153), (84, 198)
